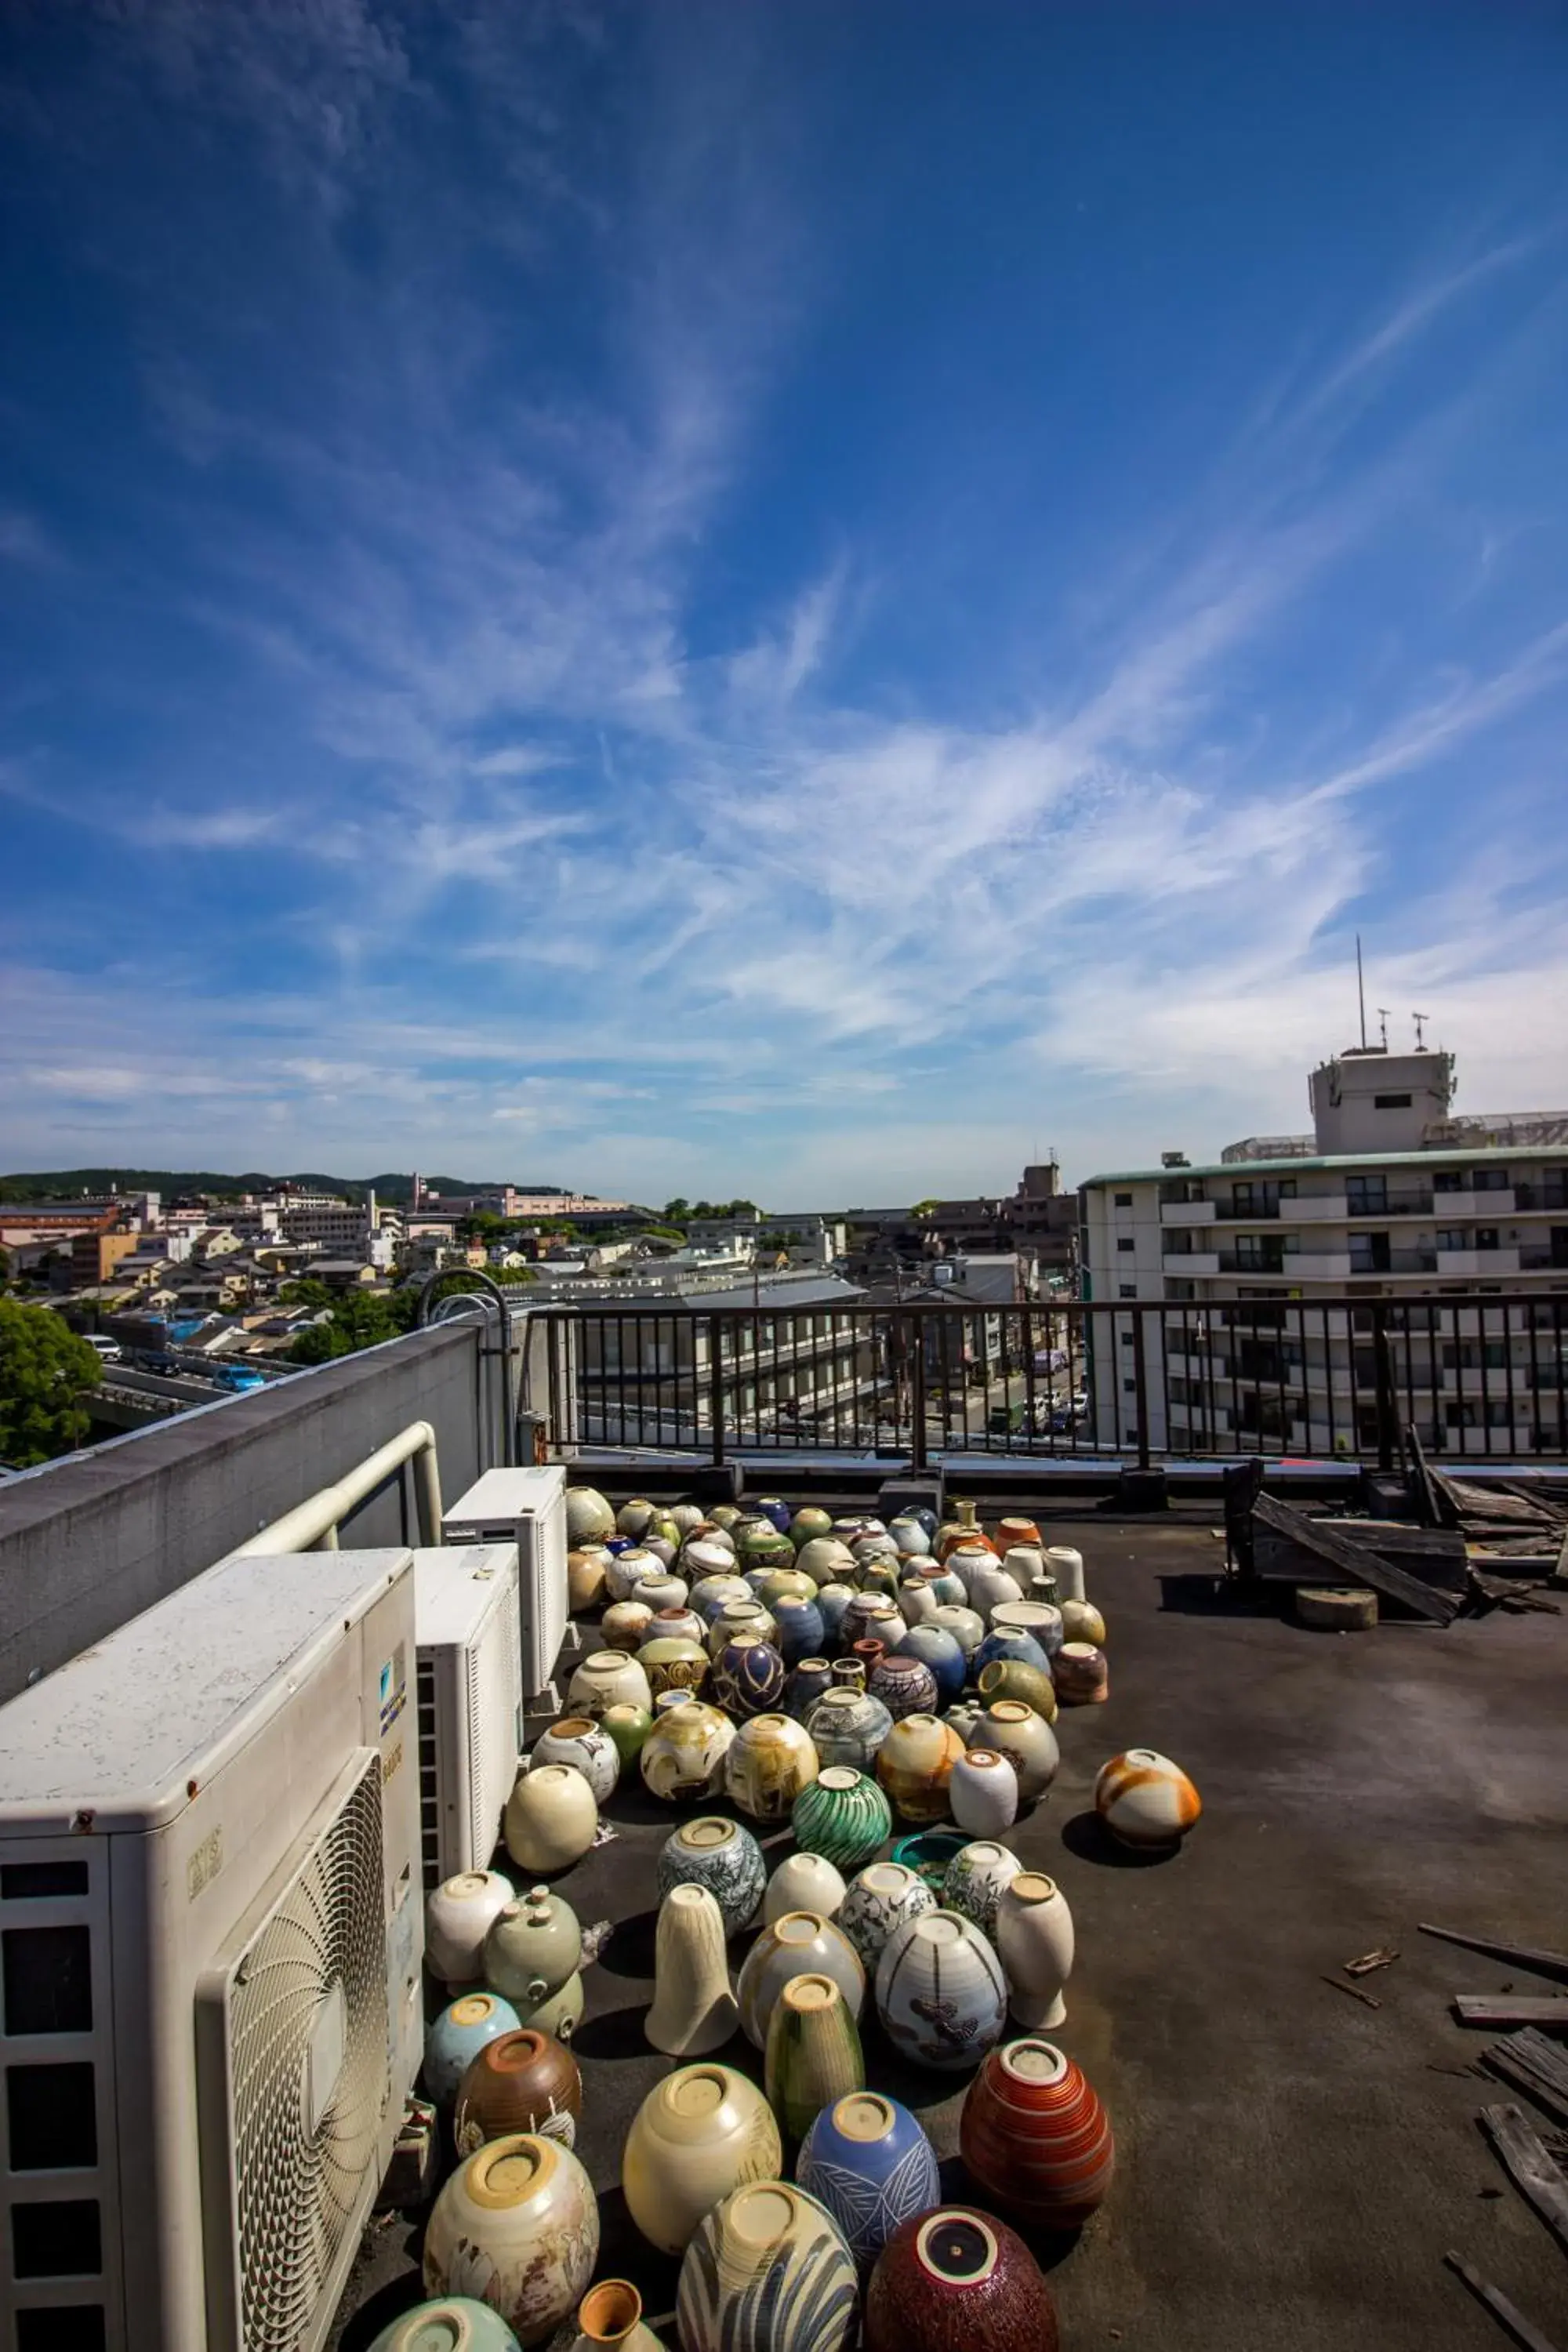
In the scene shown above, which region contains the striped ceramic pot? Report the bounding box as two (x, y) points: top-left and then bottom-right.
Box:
(657, 1816), (766, 1936)
(804, 1688), (893, 1773)
(837, 1860), (936, 1971)
(712, 1639), (788, 1719)
(959, 2038), (1115, 2228)
(874, 1910), (1007, 2072)
(797, 2090), (941, 2275)
(736, 1911), (866, 2049)
(764, 1973), (866, 2143)
(943, 1840), (1022, 1937)
(1094, 1748), (1201, 1847)
(1052, 1642), (1109, 1706)
(677, 2182), (858, 2352)
(792, 1765), (893, 1873)
(876, 1714), (965, 1824)
(869, 1651), (939, 1722)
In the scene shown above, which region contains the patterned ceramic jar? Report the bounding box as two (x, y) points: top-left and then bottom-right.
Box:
(641, 1702), (738, 1804)
(736, 1911), (866, 2049)
(869, 1651), (939, 1722)
(1051, 1642), (1109, 1706)
(724, 1712), (820, 1823)
(568, 1650), (653, 1719)
(797, 2091), (941, 2274)
(423, 2134), (599, 2347)
(829, 1658), (866, 1693)
(668, 1503), (707, 1538)
(960, 2038), (1114, 2228)
(865, 2208), (1059, 2352)
(943, 1840), (1022, 1936)
(426, 1869), (515, 1989)
(804, 1688), (893, 1773)
(712, 1638), (788, 1718)
(707, 1599), (777, 1657)
(892, 1624), (966, 1707)
(971, 1700), (1059, 1802)
(454, 2027), (583, 2155)
(622, 2065), (782, 2256)
(874, 1911), (1007, 2072)
(425, 1991), (524, 2108)
(532, 1719), (619, 1807)
(1094, 1748), (1201, 1847)
(684, 1540), (742, 1586)
(677, 2182), (858, 2352)
(876, 1714), (965, 1824)
(637, 1635), (713, 1700)
(837, 1860), (935, 1970)
(949, 1747), (1019, 1837)
(792, 1765), (893, 1873)
(601, 1599), (657, 1654)
(658, 1815), (766, 1935)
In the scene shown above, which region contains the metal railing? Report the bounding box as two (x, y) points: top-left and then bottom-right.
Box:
(528, 1293), (1568, 1468)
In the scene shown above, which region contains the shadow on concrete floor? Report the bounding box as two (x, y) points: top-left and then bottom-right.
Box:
(1060, 1809), (1180, 1870)
(1156, 1570), (1272, 1615)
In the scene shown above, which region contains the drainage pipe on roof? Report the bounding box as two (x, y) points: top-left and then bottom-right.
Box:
(225, 1418), (443, 1558)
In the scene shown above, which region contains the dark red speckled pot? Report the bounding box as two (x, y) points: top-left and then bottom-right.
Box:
(864, 2205), (1058, 2352)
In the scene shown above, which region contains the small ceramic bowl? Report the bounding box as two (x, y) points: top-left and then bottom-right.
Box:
(889, 1828), (970, 1892)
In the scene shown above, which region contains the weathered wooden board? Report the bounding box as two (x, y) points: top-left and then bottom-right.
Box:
(1251, 1494), (1457, 1622)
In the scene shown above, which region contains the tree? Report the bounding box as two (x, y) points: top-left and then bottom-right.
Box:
(278, 1277), (333, 1309)
(0, 1244), (9, 1291)
(0, 1300), (102, 1466)
(662, 1199), (690, 1225)
(288, 1285), (421, 1366)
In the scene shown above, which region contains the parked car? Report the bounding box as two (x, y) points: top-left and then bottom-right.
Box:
(84, 1336), (122, 1363)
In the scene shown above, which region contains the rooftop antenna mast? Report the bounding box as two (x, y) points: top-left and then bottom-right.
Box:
(1412, 1009), (1430, 1051)
(1356, 935), (1367, 1050)
(1376, 1007), (1390, 1051)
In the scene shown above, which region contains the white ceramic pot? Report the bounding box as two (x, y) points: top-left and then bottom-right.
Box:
(532, 1718), (619, 1807)
(604, 1547), (662, 1603)
(669, 1503), (707, 1538)
(995, 1871), (1074, 2030)
(566, 1486), (616, 1547)
(684, 1537), (740, 1583)
(426, 1869), (515, 1989)
(736, 1911), (866, 2049)
(836, 1860), (935, 1971)
(944, 1542), (996, 1599)
(601, 1600), (656, 1653)
(948, 1747), (1019, 1836)
(647, 1885), (739, 2057)
(622, 2063), (782, 2256)
(568, 1650), (653, 1719)
(990, 1599), (1065, 1658)
(971, 1699), (1059, 1802)
(874, 1910), (1007, 2072)
(942, 1838), (1023, 1936)
(931, 1603), (986, 1661)
(1001, 1543), (1045, 1589)
(640, 1702), (737, 1804)
(967, 1559), (1025, 1624)
(706, 1600), (776, 1657)
(503, 1766), (598, 1876)
(764, 1851), (848, 1923)
(887, 1515), (932, 1557)
(629, 1570), (690, 1616)
(1094, 1748), (1202, 1847)
(724, 1713), (819, 1823)
(896, 1579), (940, 1628)
(423, 2132), (600, 2346)
(1045, 1545), (1086, 1604)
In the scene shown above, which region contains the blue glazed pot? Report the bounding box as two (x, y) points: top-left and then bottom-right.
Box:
(782, 1657), (835, 1722)
(773, 1595), (826, 1669)
(712, 1639), (787, 1719)
(797, 2089), (942, 2274)
(894, 1623), (967, 1707)
(972, 1628), (1051, 1682)
(423, 1991), (522, 2109)
(754, 1495), (793, 1534)
(815, 1583), (855, 1645)
(366, 2299), (521, 2352)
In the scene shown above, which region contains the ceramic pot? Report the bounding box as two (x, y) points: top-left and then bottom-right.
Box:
(483, 1887), (582, 2005)
(994, 1872), (1073, 2029)
(368, 2299), (522, 2352)
(995, 1517), (1041, 1555)
(658, 1815), (766, 1936)
(1044, 1545), (1086, 1605)
(836, 1860), (935, 1971)
(932, 1603), (985, 1661)
(601, 1702), (653, 1774)
(566, 1486), (615, 1546)
(568, 1650), (653, 1719)
(919, 1567), (967, 1610)
(669, 1502), (707, 1537)
(865, 2208), (1058, 2352)
(604, 1547), (662, 1604)
(426, 1870), (515, 1990)
(629, 1571), (690, 1619)
(874, 1911), (1007, 2072)
(792, 1765), (892, 1872)
(684, 1540), (741, 1587)
(426, 1991), (523, 2108)
(1000, 1543), (1046, 1593)
(648, 1883), (739, 2056)
(712, 1638), (788, 1719)
(707, 1599), (776, 1657)
(641, 1701), (737, 1803)
(532, 1719), (619, 1807)
(782, 1657), (834, 1723)
(943, 1838), (1023, 1935)
(892, 1624), (966, 1707)
(877, 1714), (965, 1824)
(975, 1659), (1056, 1723)
(647, 1603), (707, 1649)
(724, 1711), (821, 1824)
(972, 1629), (1051, 1684)
(797, 2090), (940, 2277)
(949, 1748), (1019, 1837)
(571, 2278), (665, 2352)
(754, 1495), (793, 1534)
(764, 1850), (848, 1923)
(789, 1508), (836, 1552)
(1060, 1598), (1107, 1647)
(896, 1578), (940, 1628)
(601, 1600), (656, 1653)
(703, 1508), (742, 1536)
(644, 1533), (679, 1568)
(637, 1634), (712, 1700)
(851, 1639), (887, 1682)
(841, 1594), (902, 1652)
(689, 1571), (753, 1623)
(989, 1599), (1064, 1657)
(936, 1500), (987, 1558)
(736, 1911), (866, 2049)
(855, 1559), (902, 1604)
(1094, 1748), (1202, 1847)
(1029, 1571), (1060, 1607)
(804, 1689), (892, 1773)
(869, 1650), (939, 1722)
(654, 1686), (695, 1720)
(972, 1700), (1059, 1802)
(888, 1515), (932, 1558)
(761, 1570), (818, 1615)
(765, 1974), (866, 2144)
(945, 1543), (999, 1599)
(455, 2027), (583, 2155)
(677, 2181), (858, 2352)
(511, 1971), (583, 2043)
(503, 1767), (597, 1876)
(967, 1559), (1025, 1624)
(423, 2133), (599, 2347)
(796, 1537), (856, 1588)
(960, 2037), (1114, 2228)
(829, 1657), (866, 1692)
(772, 1595), (827, 1668)
(623, 2063), (782, 2256)
(1052, 1642), (1109, 1706)
(735, 1517), (793, 1566)
(943, 1697), (985, 1745)
(617, 1498), (659, 1541)
(815, 1584), (856, 1644)
(568, 1548), (611, 1614)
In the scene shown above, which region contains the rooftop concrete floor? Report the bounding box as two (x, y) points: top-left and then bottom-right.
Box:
(334, 1515), (1568, 2351)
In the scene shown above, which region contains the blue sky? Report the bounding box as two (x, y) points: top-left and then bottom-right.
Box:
(3, 2), (1567, 1204)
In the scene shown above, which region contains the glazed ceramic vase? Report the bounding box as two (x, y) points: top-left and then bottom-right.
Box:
(622, 2063), (782, 2255)
(454, 2027), (583, 2155)
(1053, 1642), (1109, 1705)
(829, 1657), (866, 1692)
(772, 1594), (827, 1667)
(1060, 1598), (1107, 1647)
(604, 1547), (661, 1604)
(975, 1658), (1057, 1723)
(684, 1539), (742, 1587)
(532, 1718), (619, 1807)
(602, 1600), (656, 1653)
(711, 1639), (787, 1718)
(943, 1697), (985, 1744)
(840, 1594), (903, 1653)
(647, 1884), (739, 2056)
(667, 1502), (706, 1537)
(874, 1911), (1007, 2072)
(724, 1712), (820, 1822)
(764, 1850), (848, 1923)
(1094, 1748), (1202, 1847)
(618, 1498), (658, 1540)
(658, 1815), (766, 1935)
(566, 1486), (615, 1546)
(944, 1840), (1022, 1936)
(640, 1700), (737, 1803)
(736, 1911), (866, 2049)
(426, 1991), (523, 2108)
(1044, 1545), (1086, 1604)
(972, 1628), (1052, 1684)
(893, 1624), (966, 1706)
(426, 1870), (514, 1990)
(804, 1688), (892, 1773)
(423, 2133), (599, 2347)
(896, 1577), (940, 1628)
(789, 1507), (836, 1551)
(782, 1658), (835, 1722)
(991, 1598), (1065, 1657)
(601, 1701), (652, 1773)
(949, 1747), (1019, 1837)
(765, 1973), (866, 2143)
(971, 1700), (1059, 1802)
(888, 1514), (933, 1558)
(995, 1516), (1040, 1555)
(792, 1765), (893, 1872)
(513, 1970), (584, 2042)
(483, 1887), (582, 2007)
(877, 1714), (965, 1823)
(960, 2038), (1114, 2229)
(677, 2182), (858, 2352)
(503, 1767), (597, 1877)
(994, 1872), (1073, 2030)
(568, 1548), (611, 1614)
(707, 1599), (776, 1657)
(796, 1536), (855, 1588)
(689, 1571), (753, 1623)
(869, 1650), (940, 1722)
(865, 2209), (1059, 2352)
(797, 2091), (941, 2275)
(944, 1542), (997, 1599)
(571, 2279), (666, 2352)
(646, 1602), (707, 1648)
(568, 1650), (653, 1719)
(936, 1499), (985, 1559)
(836, 1860), (935, 1970)
(815, 1585), (856, 1643)
(967, 1559), (1025, 1624)
(629, 1571), (691, 1619)
(932, 1603), (986, 1661)
(855, 1559), (902, 1603)
(637, 1634), (711, 1700)
(368, 2299), (522, 2352)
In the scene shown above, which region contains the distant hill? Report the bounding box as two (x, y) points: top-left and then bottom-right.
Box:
(0, 1169), (561, 1206)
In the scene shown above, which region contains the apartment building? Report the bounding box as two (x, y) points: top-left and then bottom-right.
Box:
(1080, 1042), (1568, 1458)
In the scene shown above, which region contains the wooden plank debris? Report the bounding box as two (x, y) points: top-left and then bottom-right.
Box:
(1406, 1425), (1450, 1530)
(1251, 1493), (1457, 1623)
(1343, 1946), (1399, 1976)
(1443, 2252), (1565, 2352)
(1321, 1972), (1381, 2010)
(1456, 1997), (1568, 2030)
(1482, 2031), (1568, 2130)
(1420, 1923), (1568, 1983)
(1479, 2103), (1568, 2255)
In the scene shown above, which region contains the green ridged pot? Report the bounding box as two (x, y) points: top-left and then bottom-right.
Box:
(791, 1766), (892, 1875)
(764, 1972), (866, 2143)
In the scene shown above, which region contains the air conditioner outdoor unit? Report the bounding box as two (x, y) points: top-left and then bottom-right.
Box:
(441, 1465), (570, 1711)
(0, 1549), (423, 2352)
(412, 1544), (524, 1891)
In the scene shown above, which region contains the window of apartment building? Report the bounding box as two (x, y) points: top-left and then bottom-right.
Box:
(1374, 1091), (1412, 1109)
(1434, 1170), (1465, 1192)
(1230, 1178), (1296, 1214)
(1113, 1191), (1133, 1207)
(1116, 1238), (1134, 1253)
(1120, 1330), (1134, 1345)
(1123, 1428), (1139, 1444)
(1346, 1174), (1388, 1213)
(1475, 1228), (1500, 1250)
(1472, 1168), (1510, 1190)
(1120, 1282), (1138, 1299)
(1123, 1377), (1137, 1392)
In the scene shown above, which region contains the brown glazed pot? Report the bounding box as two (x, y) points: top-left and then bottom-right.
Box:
(865, 2207), (1058, 2352)
(452, 2027), (584, 2157)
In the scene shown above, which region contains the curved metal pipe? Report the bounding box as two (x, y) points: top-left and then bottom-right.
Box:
(227, 1418), (442, 1557)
